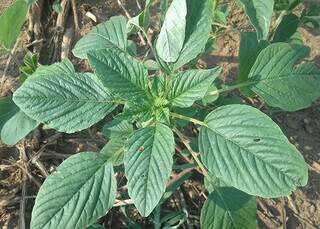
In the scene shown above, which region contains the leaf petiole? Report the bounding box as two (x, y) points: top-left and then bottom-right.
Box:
(208, 81), (254, 96)
(170, 112), (208, 127)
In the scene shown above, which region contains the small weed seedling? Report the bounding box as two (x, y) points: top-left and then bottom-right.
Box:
(1, 0), (320, 228)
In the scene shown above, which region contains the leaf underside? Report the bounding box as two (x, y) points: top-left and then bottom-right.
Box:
(237, 0), (274, 40)
(156, 0), (187, 62)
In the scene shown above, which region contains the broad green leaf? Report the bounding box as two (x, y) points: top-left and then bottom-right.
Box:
(124, 123), (174, 216)
(88, 49), (149, 102)
(273, 14), (299, 43)
(31, 152), (117, 229)
(237, 0), (274, 40)
(200, 187), (257, 229)
(199, 104), (308, 197)
(100, 138), (125, 166)
(156, 0), (187, 62)
(1, 111), (38, 145)
(237, 32), (268, 96)
(173, 0), (213, 69)
(0, 96), (19, 131)
(167, 67), (221, 107)
(102, 119), (133, 139)
(72, 16), (127, 59)
(248, 43), (320, 111)
(13, 60), (115, 133)
(0, 0), (28, 49)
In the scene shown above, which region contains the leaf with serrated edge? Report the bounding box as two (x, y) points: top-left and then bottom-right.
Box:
(237, 0), (274, 40)
(72, 16), (127, 59)
(200, 187), (257, 229)
(13, 60), (115, 133)
(1, 110), (38, 145)
(248, 43), (320, 111)
(31, 152), (117, 229)
(124, 123), (174, 216)
(168, 67), (221, 107)
(156, 0), (187, 62)
(88, 49), (149, 103)
(199, 104), (308, 197)
(173, 0), (212, 70)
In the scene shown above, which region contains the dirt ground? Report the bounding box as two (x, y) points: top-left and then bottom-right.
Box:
(0, 0), (320, 228)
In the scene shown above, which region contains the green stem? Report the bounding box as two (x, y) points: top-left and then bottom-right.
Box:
(208, 81), (254, 96)
(170, 112), (208, 127)
(153, 205), (161, 229)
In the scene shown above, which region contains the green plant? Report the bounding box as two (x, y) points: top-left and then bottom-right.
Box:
(1, 0), (320, 228)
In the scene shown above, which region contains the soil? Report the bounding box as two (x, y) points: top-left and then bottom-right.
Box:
(0, 0), (320, 228)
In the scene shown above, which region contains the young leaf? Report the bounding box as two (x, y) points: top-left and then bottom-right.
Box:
(88, 49), (149, 102)
(167, 67), (221, 108)
(0, 0), (28, 49)
(248, 43), (320, 111)
(237, 32), (268, 96)
(124, 123), (175, 216)
(173, 0), (213, 70)
(273, 14), (300, 43)
(72, 16), (127, 59)
(200, 187), (257, 229)
(100, 138), (125, 166)
(31, 152), (117, 229)
(199, 104), (308, 197)
(237, 0), (274, 40)
(1, 111), (38, 145)
(155, 0), (187, 62)
(13, 60), (115, 133)
(0, 96), (19, 131)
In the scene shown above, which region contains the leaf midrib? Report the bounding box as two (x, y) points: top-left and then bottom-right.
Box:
(38, 162), (107, 228)
(205, 124), (298, 187)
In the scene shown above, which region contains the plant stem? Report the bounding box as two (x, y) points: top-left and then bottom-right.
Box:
(173, 127), (217, 186)
(208, 81), (254, 96)
(153, 205), (161, 229)
(269, 10), (287, 40)
(170, 112), (208, 127)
